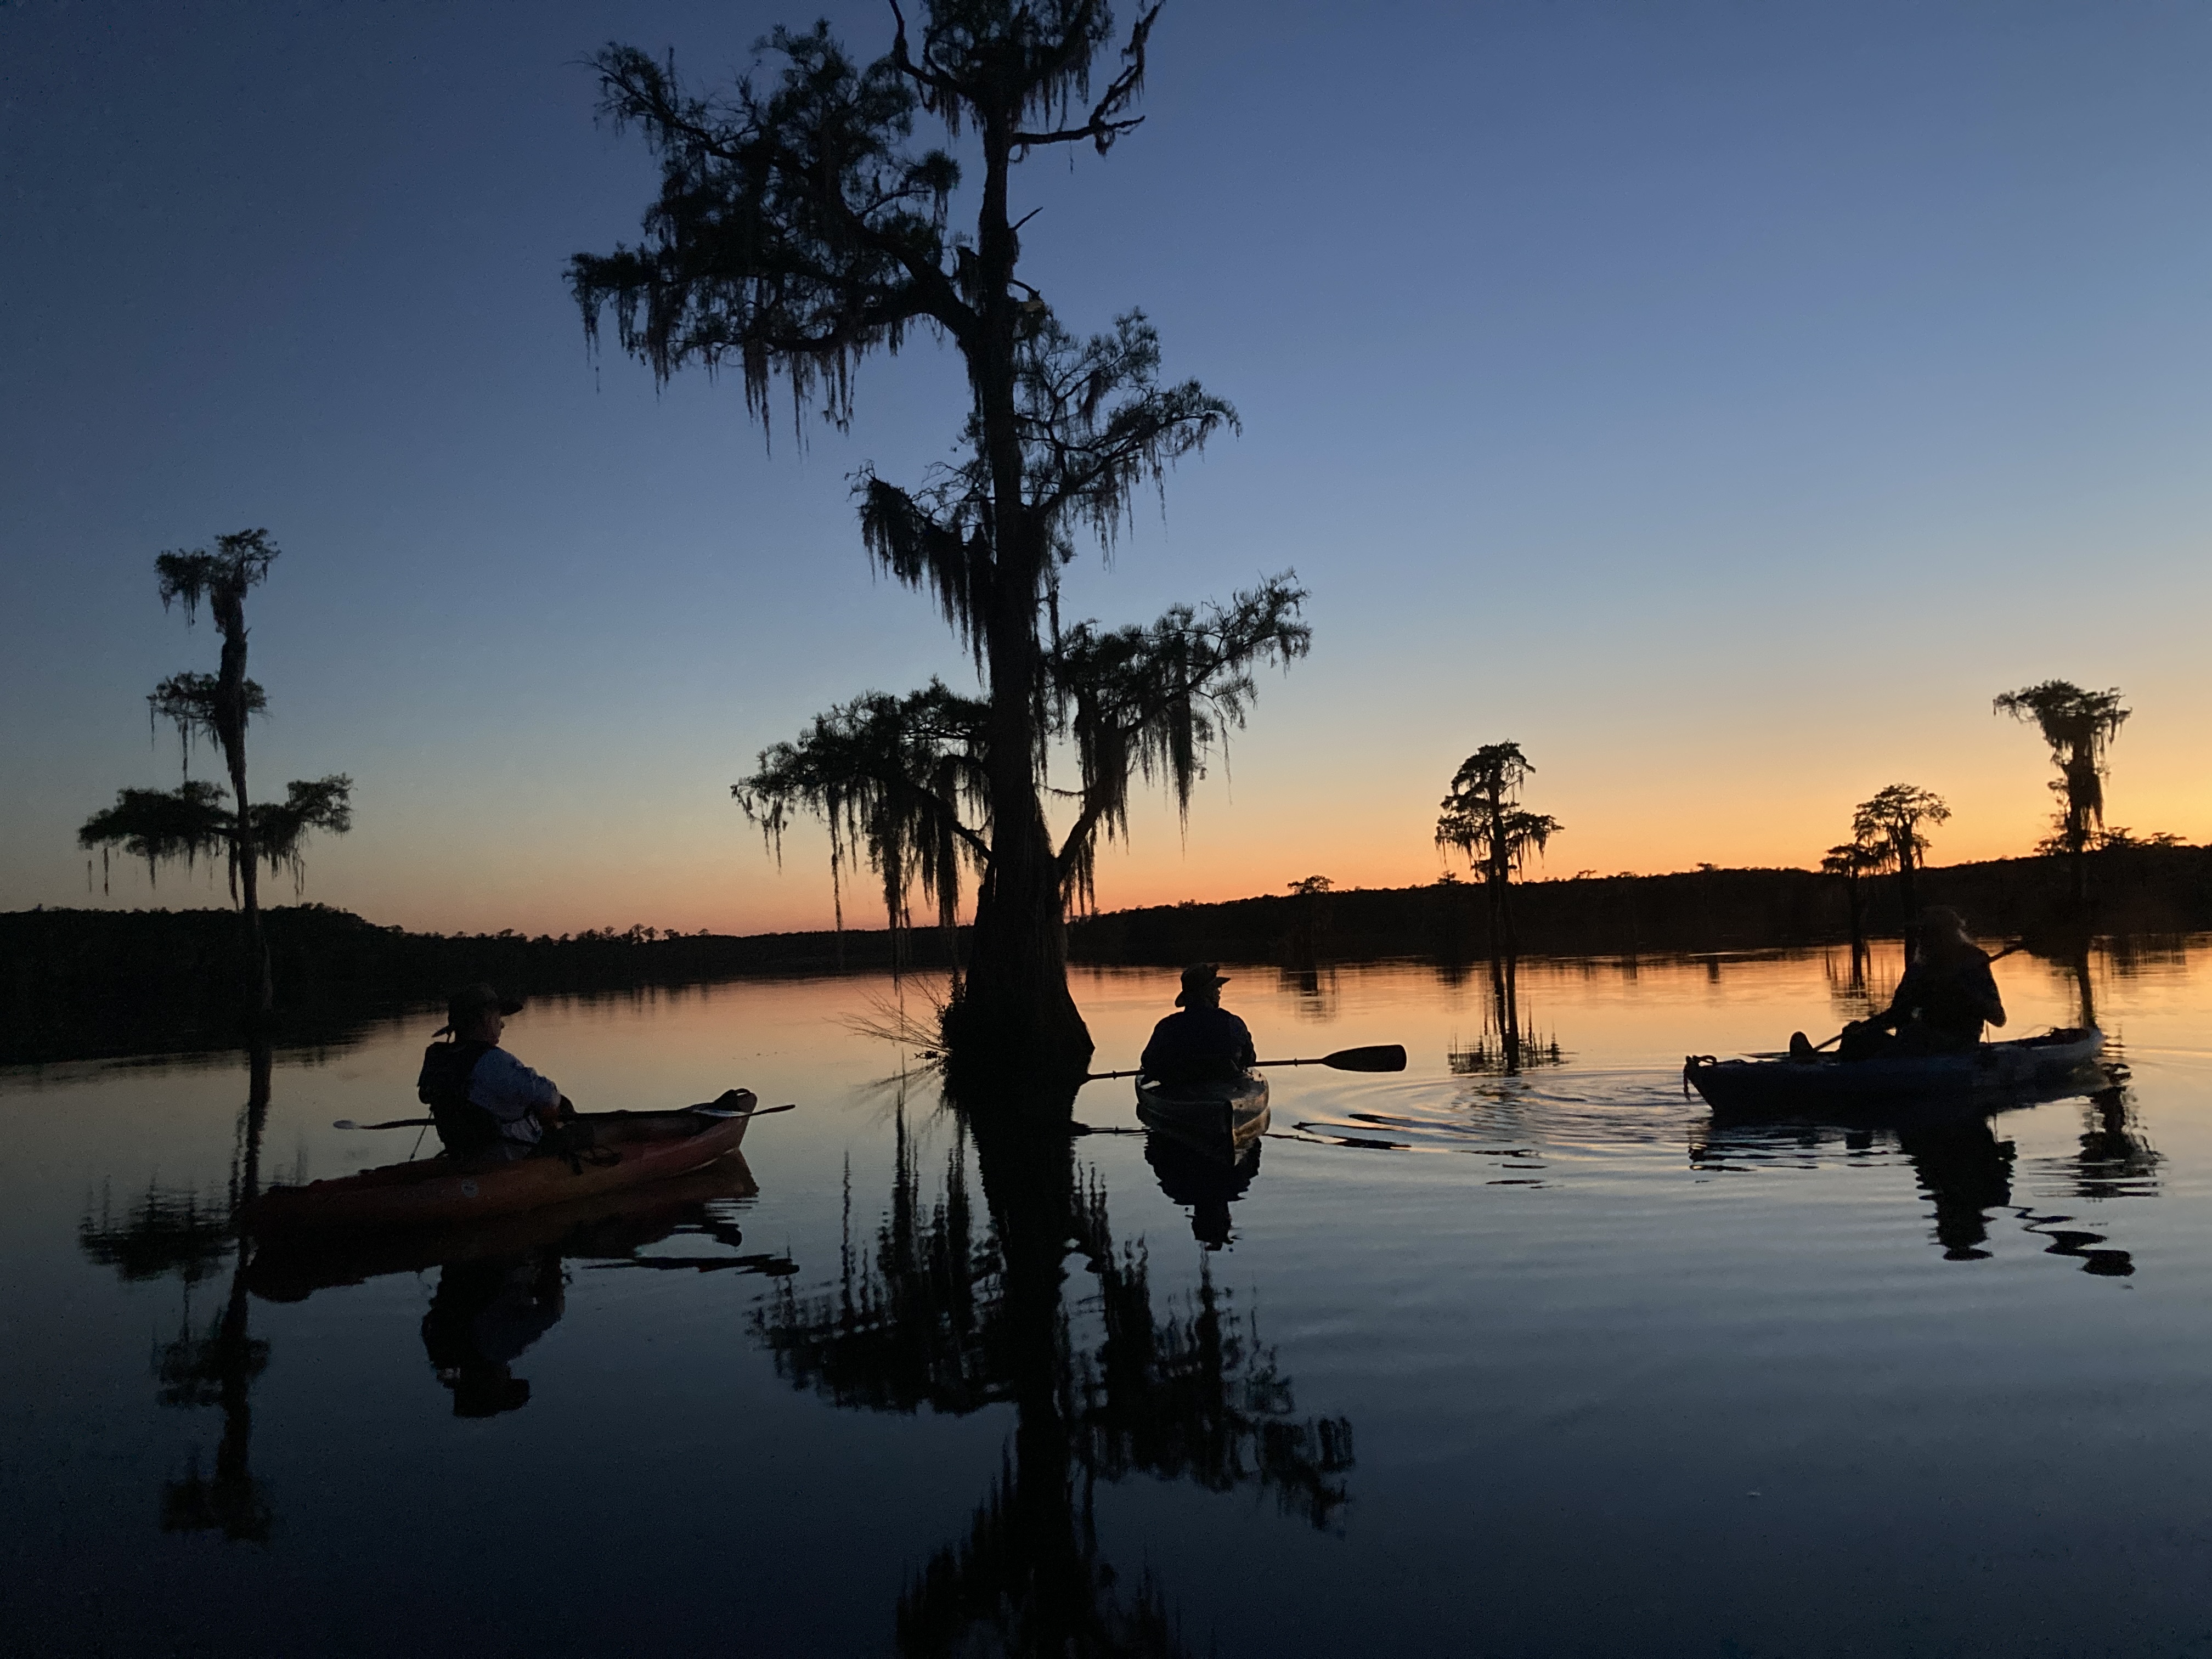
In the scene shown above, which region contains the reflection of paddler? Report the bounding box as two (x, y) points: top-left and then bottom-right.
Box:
(1897, 1120), (2013, 1262)
(1144, 1132), (1260, 1250)
(421, 1252), (565, 1417)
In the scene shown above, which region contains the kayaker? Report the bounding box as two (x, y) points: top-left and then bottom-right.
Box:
(1141, 964), (1258, 1086)
(1799, 907), (2006, 1062)
(416, 984), (577, 1160)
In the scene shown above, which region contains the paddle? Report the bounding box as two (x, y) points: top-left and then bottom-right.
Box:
(1086, 1043), (1406, 1082)
(333, 1102), (797, 1130)
(1802, 943), (2027, 1054)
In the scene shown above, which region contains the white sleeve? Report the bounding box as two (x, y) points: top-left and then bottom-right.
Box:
(467, 1047), (560, 1124)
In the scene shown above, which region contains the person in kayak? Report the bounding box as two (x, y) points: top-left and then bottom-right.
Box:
(1799, 907), (2006, 1062)
(1141, 964), (1258, 1086)
(416, 984), (577, 1160)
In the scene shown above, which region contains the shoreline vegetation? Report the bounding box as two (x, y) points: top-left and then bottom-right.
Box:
(9, 845), (2208, 1063)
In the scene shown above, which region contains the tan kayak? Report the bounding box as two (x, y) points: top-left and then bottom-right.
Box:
(1135, 1071), (1271, 1159)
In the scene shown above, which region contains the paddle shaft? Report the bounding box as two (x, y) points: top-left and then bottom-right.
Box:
(1810, 943), (2024, 1052)
(1087, 1043), (1406, 1082)
(333, 1101), (797, 1131)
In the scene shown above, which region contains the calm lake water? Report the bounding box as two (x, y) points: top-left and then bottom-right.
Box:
(6, 944), (2211, 1657)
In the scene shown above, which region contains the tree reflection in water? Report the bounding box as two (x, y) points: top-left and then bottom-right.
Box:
(1448, 952), (1562, 1077)
(78, 1041), (276, 1542)
(753, 1089), (1352, 1656)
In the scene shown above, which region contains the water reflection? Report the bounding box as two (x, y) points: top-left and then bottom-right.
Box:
(248, 1155), (783, 1414)
(33, 946), (2212, 1655)
(79, 1042), (276, 1540)
(1824, 944), (1878, 1024)
(755, 1093), (1352, 1655)
(1692, 1087), (2141, 1277)
(1447, 952), (1564, 1077)
(1276, 965), (1339, 1022)
(2057, 1081), (2162, 1199)
(78, 1043), (787, 1524)
(1144, 1132), (1260, 1250)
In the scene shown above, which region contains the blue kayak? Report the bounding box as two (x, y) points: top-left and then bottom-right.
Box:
(1684, 1028), (2106, 1116)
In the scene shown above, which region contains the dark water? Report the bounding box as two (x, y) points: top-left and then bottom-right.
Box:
(5, 945), (2210, 1657)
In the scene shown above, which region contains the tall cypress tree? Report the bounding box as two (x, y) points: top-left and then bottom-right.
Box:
(573, 4), (1306, 1079)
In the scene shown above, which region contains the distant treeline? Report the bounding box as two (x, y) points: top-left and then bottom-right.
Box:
(8, 845), (2210, 1062)
(1070, 847), (2212, 966)
(0, 905), (950, 1064)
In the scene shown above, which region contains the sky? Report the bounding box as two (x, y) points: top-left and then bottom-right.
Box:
(4, 0), (2208, 937)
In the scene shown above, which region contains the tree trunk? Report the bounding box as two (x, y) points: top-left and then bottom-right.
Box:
(938, 109), (1095, 1085)
(214, 592), (273, 1020)
(225, 743), (272, 1020)
(944, 667), (1093, 1082)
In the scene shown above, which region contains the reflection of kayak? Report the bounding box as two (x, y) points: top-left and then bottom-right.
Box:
(1684, 1029), (2104, 1116)
(246, 1153), (761, 1301)
(246, 1095), (762, 1233)
(1135, 1071), (1270, 1159)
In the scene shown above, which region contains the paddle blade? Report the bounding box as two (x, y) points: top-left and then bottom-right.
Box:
(1324, 1044), (1407, 1072)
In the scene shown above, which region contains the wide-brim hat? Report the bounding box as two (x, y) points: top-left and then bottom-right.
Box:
(443, 983), (523, 1027)
(1174, 963), (1229, 1007)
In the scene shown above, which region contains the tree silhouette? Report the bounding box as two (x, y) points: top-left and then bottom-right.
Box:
(753, 1098), (1351, 1653)
(1435, 742), (1561, 962)
(76, 531), (351, 1018)
(573, 5), (1306, 1081)
(1820, 837), (1892, 958)
(79, 1042), (278, 1542)
(1850, 783), (1949, 935)
(735, 585), (1307, 1035)
(1994, 680), (2129, 907)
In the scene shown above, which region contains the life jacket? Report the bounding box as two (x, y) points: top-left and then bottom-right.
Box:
(1897, 953), (1997, 1045)
(416, 1039), (501, 1155)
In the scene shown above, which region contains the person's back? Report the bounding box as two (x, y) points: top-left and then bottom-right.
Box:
(1830, 908), (2006, 1061)
(1891, 945), (2002, 1049)
(1141, 964), (1257, 1088)
(415, 984), (568, 1159)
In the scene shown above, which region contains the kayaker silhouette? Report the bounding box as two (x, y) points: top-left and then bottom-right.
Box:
(1141, 964), (1258, 1086)
(421, 1252), (564, 1417)
(1144, 1132), (1260, 1250)
(1792, 907), (2007, 1063)
(416, 984), (585, 1161)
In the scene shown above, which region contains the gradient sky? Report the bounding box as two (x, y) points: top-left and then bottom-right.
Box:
(5, 1), (2208, 936)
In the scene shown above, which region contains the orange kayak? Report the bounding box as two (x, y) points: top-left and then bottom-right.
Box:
(248, 1092), (764, 1233)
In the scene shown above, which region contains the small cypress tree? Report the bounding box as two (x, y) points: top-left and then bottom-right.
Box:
(1994, 680), (2129, 907)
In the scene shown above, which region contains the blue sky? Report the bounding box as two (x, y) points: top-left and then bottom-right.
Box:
(4, 1), (2207, 934)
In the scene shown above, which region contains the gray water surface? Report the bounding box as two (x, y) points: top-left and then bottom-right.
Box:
(4, 945), (2208, 1657)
